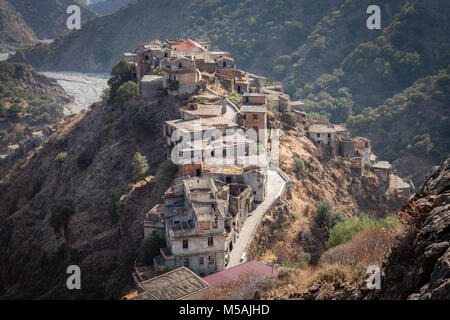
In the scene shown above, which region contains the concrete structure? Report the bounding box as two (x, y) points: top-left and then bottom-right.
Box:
(371, 161), (392, 182)
(146, 176), (255, 276)
(308, 124), (337, 156)
(354, 136), (372, 164)
(141, 75), (163, 99)
(180, 102), (226, 120)
(7, 144), (19, 155)
(162, 56), (201, 96)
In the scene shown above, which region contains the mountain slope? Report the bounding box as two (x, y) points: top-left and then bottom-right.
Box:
(89, 0), (133, 15)
(8, 0), (96, 40)
(0, 94), (182, 299)
(0, 0), (96, 49)
(0, 0), (37, 49)
(347, 66), (450, 185)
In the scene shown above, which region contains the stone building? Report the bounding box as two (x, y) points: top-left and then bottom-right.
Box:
(131, 267), (210, 300)
(145, 176), (254, 276)
(371, 161), (392, 182)
(141, 75), (163, 99)
(162, 57), (201, 96)
(308, 124), (337, 155)
(354, 136), (372, 164)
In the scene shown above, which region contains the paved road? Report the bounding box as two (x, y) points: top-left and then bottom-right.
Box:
(226, 168), (287, 268)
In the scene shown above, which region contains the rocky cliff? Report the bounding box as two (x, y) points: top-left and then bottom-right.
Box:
(370, 157), (450, 299)
(260, 157), (449, 300)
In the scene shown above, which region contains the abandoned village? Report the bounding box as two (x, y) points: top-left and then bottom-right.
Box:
(105, 38), (415, 300)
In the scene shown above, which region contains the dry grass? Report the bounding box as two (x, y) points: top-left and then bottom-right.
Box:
(320, 225), (400, 274)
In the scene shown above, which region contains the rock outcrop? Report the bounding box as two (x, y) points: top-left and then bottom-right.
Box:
(371, 158), (450, 299)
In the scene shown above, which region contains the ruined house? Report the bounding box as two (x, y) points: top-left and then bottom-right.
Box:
(145, 176), (254, 276)
(354, 136), (372, 165)
(308, 124), (337, 155)
(131, 267), (210, 300)
(180, 102), (227, 121)
(162, 56), (201, 96)
(370, 161), (392, 182)
(141, 75), (163, 99)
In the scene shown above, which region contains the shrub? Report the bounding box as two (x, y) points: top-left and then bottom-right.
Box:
(167, 79), (179, 91)
(132, 152), (149, 182)
(140, 233), (166, 265)
(228, 91), (241, 106)
(7, 103), (23, 120)
(282, 112), (297, 126)
(0, 100), (5, 117)
(314, 200), (344, 230)
(293, 157), (305, 174)
(53, 135), (67, 146)
(132, 110), (155, 135)
(49, 198), (74, 235)
(107, 185), (128, 224)
(55, 152), (68, 167)
(325, 213), (398, 249)
(320, 226), (400, 273)
(115, 81), (139, 108)
(77, 150), (93, 170)
(154, 160), (178, 202)
(108, 59), (131, 102)
(151, 66), (162, 76)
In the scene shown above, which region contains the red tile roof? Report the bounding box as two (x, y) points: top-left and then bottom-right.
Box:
(202, 261), (276, 288)
(175, 39), (199, 51)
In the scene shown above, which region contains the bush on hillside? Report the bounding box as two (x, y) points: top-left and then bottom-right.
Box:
(132, 152), (149, 182)
(77, 150), (93, 170)
(115, 81), (139, 108)
(228, 91), (241, 106)
(141, 232), (166, 265)
(49, 198), (75, 235)
(325, 213), (398, 249)
(293, 157), (305, 174)
(314, 200), (344, 230)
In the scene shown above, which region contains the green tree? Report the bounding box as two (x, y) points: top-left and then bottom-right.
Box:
(325, 213), (396, 248)
(49, 198), (75, 235)
(132, 152), (149, 181)
(55, 152), (68, 167)
(294, 157), (305, 174)
(132, 110), (155, 135)
(314, 200), (344, 230)
(141, 232), (166, 265)
(107, 59), (131, 102)
(0, 100), (5, 117)
(115, 81), (139, 108)
(77, 150), (93, 170)
(7, 103), (23, 120)
(228, 91), (241, 106)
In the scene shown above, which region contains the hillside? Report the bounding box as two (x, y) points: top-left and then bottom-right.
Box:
(248, 122), (404, 265)
(0, 61), (74, 177)
(0, 0), (37, 49)
(0, 0), (96, 49)
(8, 0), (449, 179)
(89, 0), (133, 15)
(347, 66), (450, 186)
(0, 90), (184, 298)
